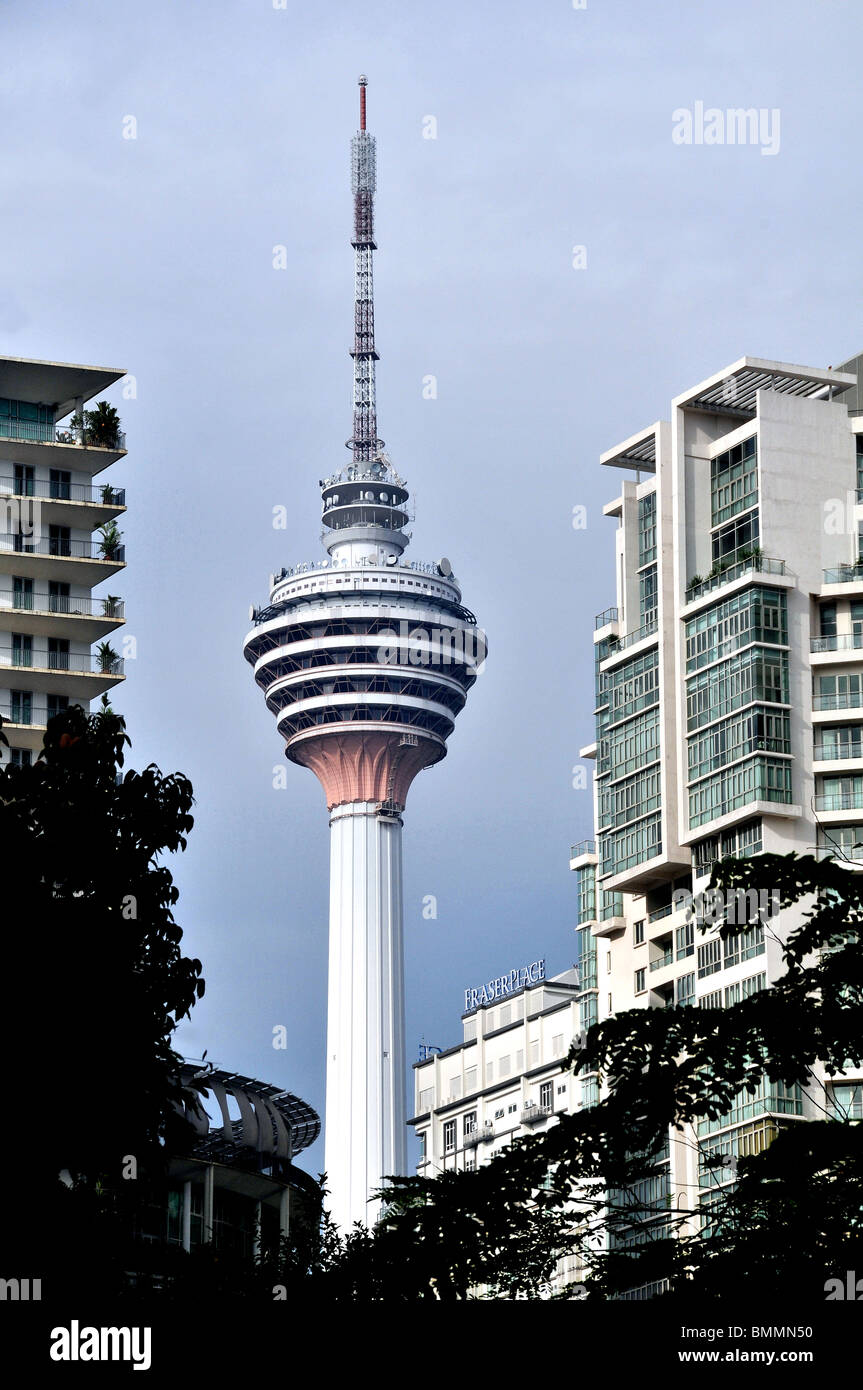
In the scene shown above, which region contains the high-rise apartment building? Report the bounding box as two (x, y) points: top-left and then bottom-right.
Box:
(0, 356), (127, 765)
(573, 353), (863, 1255)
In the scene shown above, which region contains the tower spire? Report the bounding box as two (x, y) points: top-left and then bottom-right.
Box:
(349, 74), (380, 462)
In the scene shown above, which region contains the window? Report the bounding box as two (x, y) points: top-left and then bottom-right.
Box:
(48, 637), (69, 671)
(463, 1111), (477, 1139)
(606, 951), (612, 973)
(676, 973), (695, 1008)
(49, 524), (71, 557)
(552, 1034), (564, 1057)
(711, 436), (757, 526)
(833, 1084), (863, 1120)
(697, 939), (722, 979)
(685, 587), (786, 672)
(10, 748), (32, 767)
(49, 581), (70, 614)
(12, 577), (32, 610)
(464, 1156), (476, 1171)
(634, 919), (645, 945)
(443, 1120), (456, 1153)
(13, 463), (35, 495)
(723, 924), (765, 969)
(47, 694), (69, 717)
(464, 1066), (477, 1093)
(711, 511), (759, 565)
(418, 1132), (427, 1160)
(820, 602), (838, 638)
(507, 1103), (517, 1114)
(10, 691), (32, 724)
(499, 1055), (511, 1077)
(539, 1081), (553, 1109)
(557, 1083), (566, 1095)
(638, 491), (657, 567)
(676, 920), (694, 960)
(49, 468), (71, 500)
(699, 990), (722, 1009)
(634, 968), (646, 995)
(418, 1087), (433, 1112)
(12, 633), (32, 668)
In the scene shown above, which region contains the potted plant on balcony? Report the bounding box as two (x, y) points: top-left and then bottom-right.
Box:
(101, 595), (122, 619)
(96, 641), (119, 674)
(84, 401), (121, 450)
(98, 521), (123, 561)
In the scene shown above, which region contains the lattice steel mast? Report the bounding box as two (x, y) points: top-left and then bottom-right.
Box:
(349, 75), (382, 463)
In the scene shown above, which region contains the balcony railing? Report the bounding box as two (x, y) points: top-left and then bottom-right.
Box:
(813, 693), (863, 712)
(814, 744), (863, 761)
(607, 616), (658, 654)
(0, 420), (126, 450)
(816, 843), (863, 862)
(0, 592), (124, 619)
(824, 562), (863, 585)
(520, 1105), (552, 1125)
(0, 652), (123, 676)
(649, 949), (674, 972)
(815, 793), (863, 812)
(0, 701), (78, 726)
(0, 536), (125, 562)
(811, 633), (863, 653)
(594, 606), (619, 629)
(0, 478), (125, 506)
(571, 839), (597, 859)
(685, 555), (785, 603)
(464, 1124), (494, 1148)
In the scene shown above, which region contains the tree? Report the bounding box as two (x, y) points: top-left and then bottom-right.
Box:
(300, 851), (863, 1301)
(0, 705), (204, 1282)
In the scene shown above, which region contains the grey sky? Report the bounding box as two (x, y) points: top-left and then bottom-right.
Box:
(4, 0), (861, 1177)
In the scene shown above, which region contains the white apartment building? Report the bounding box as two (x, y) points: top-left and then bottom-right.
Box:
(0, 355), (128, 765)
(410, 965), (594, 1176)
(572, 352), (863, 1247)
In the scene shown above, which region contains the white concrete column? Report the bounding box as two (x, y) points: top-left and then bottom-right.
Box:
(252, 1199), (262, 1261)
(279, 1187), (291, 1244)
(325, 801), (406, 1229)
(202, 1163), (214, 1244)
(182, 1180), (192, 1252)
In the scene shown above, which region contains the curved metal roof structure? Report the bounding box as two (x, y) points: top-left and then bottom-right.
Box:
(179, 1062), (321, 1166)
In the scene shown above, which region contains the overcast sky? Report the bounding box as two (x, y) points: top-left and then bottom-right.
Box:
(4, 0), (861, 1177)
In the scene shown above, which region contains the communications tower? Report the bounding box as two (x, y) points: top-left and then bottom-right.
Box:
(243, 77), (485, 1229)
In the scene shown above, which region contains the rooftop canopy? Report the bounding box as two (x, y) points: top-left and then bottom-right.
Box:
(0, 354), (126, 418)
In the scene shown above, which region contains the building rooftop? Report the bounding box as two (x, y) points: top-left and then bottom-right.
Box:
(0, 354), (126, 418)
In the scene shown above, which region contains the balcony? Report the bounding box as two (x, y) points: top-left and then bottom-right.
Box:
(814, 743), (863, 761)
(813, 693), (863, 714)
(0, 535), (125, 584)
(0, 651), (124, 698)
(0, 592), (124, 641)
(594, 607), (619, 630)
(570, 839), (597, 869)
(685, 555), (785, 604)
(0, 417), (126, 472)
(815, 793), (863, 813)
(606, 616), (658, 656)
(464, 1123), (494, 1148)
(0, 476), (125, 529)
(811, 633), (863, 654)
(520, 1104), (552, 1125)
(824, 562), (863, 586)
(649, 948), (674, 972)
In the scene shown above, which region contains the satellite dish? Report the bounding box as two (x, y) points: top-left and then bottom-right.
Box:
(437, 557), (452, 577)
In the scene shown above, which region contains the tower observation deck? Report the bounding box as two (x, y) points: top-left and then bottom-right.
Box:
(242, 76), (486, 1230)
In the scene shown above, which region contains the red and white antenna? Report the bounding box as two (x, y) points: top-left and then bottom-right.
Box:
(348, 74), (382, 462)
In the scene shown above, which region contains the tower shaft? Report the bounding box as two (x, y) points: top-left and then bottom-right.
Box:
(326, 803), (406, 1229)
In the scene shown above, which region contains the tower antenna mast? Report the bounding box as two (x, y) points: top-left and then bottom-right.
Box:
(349, 74), (381, 463)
